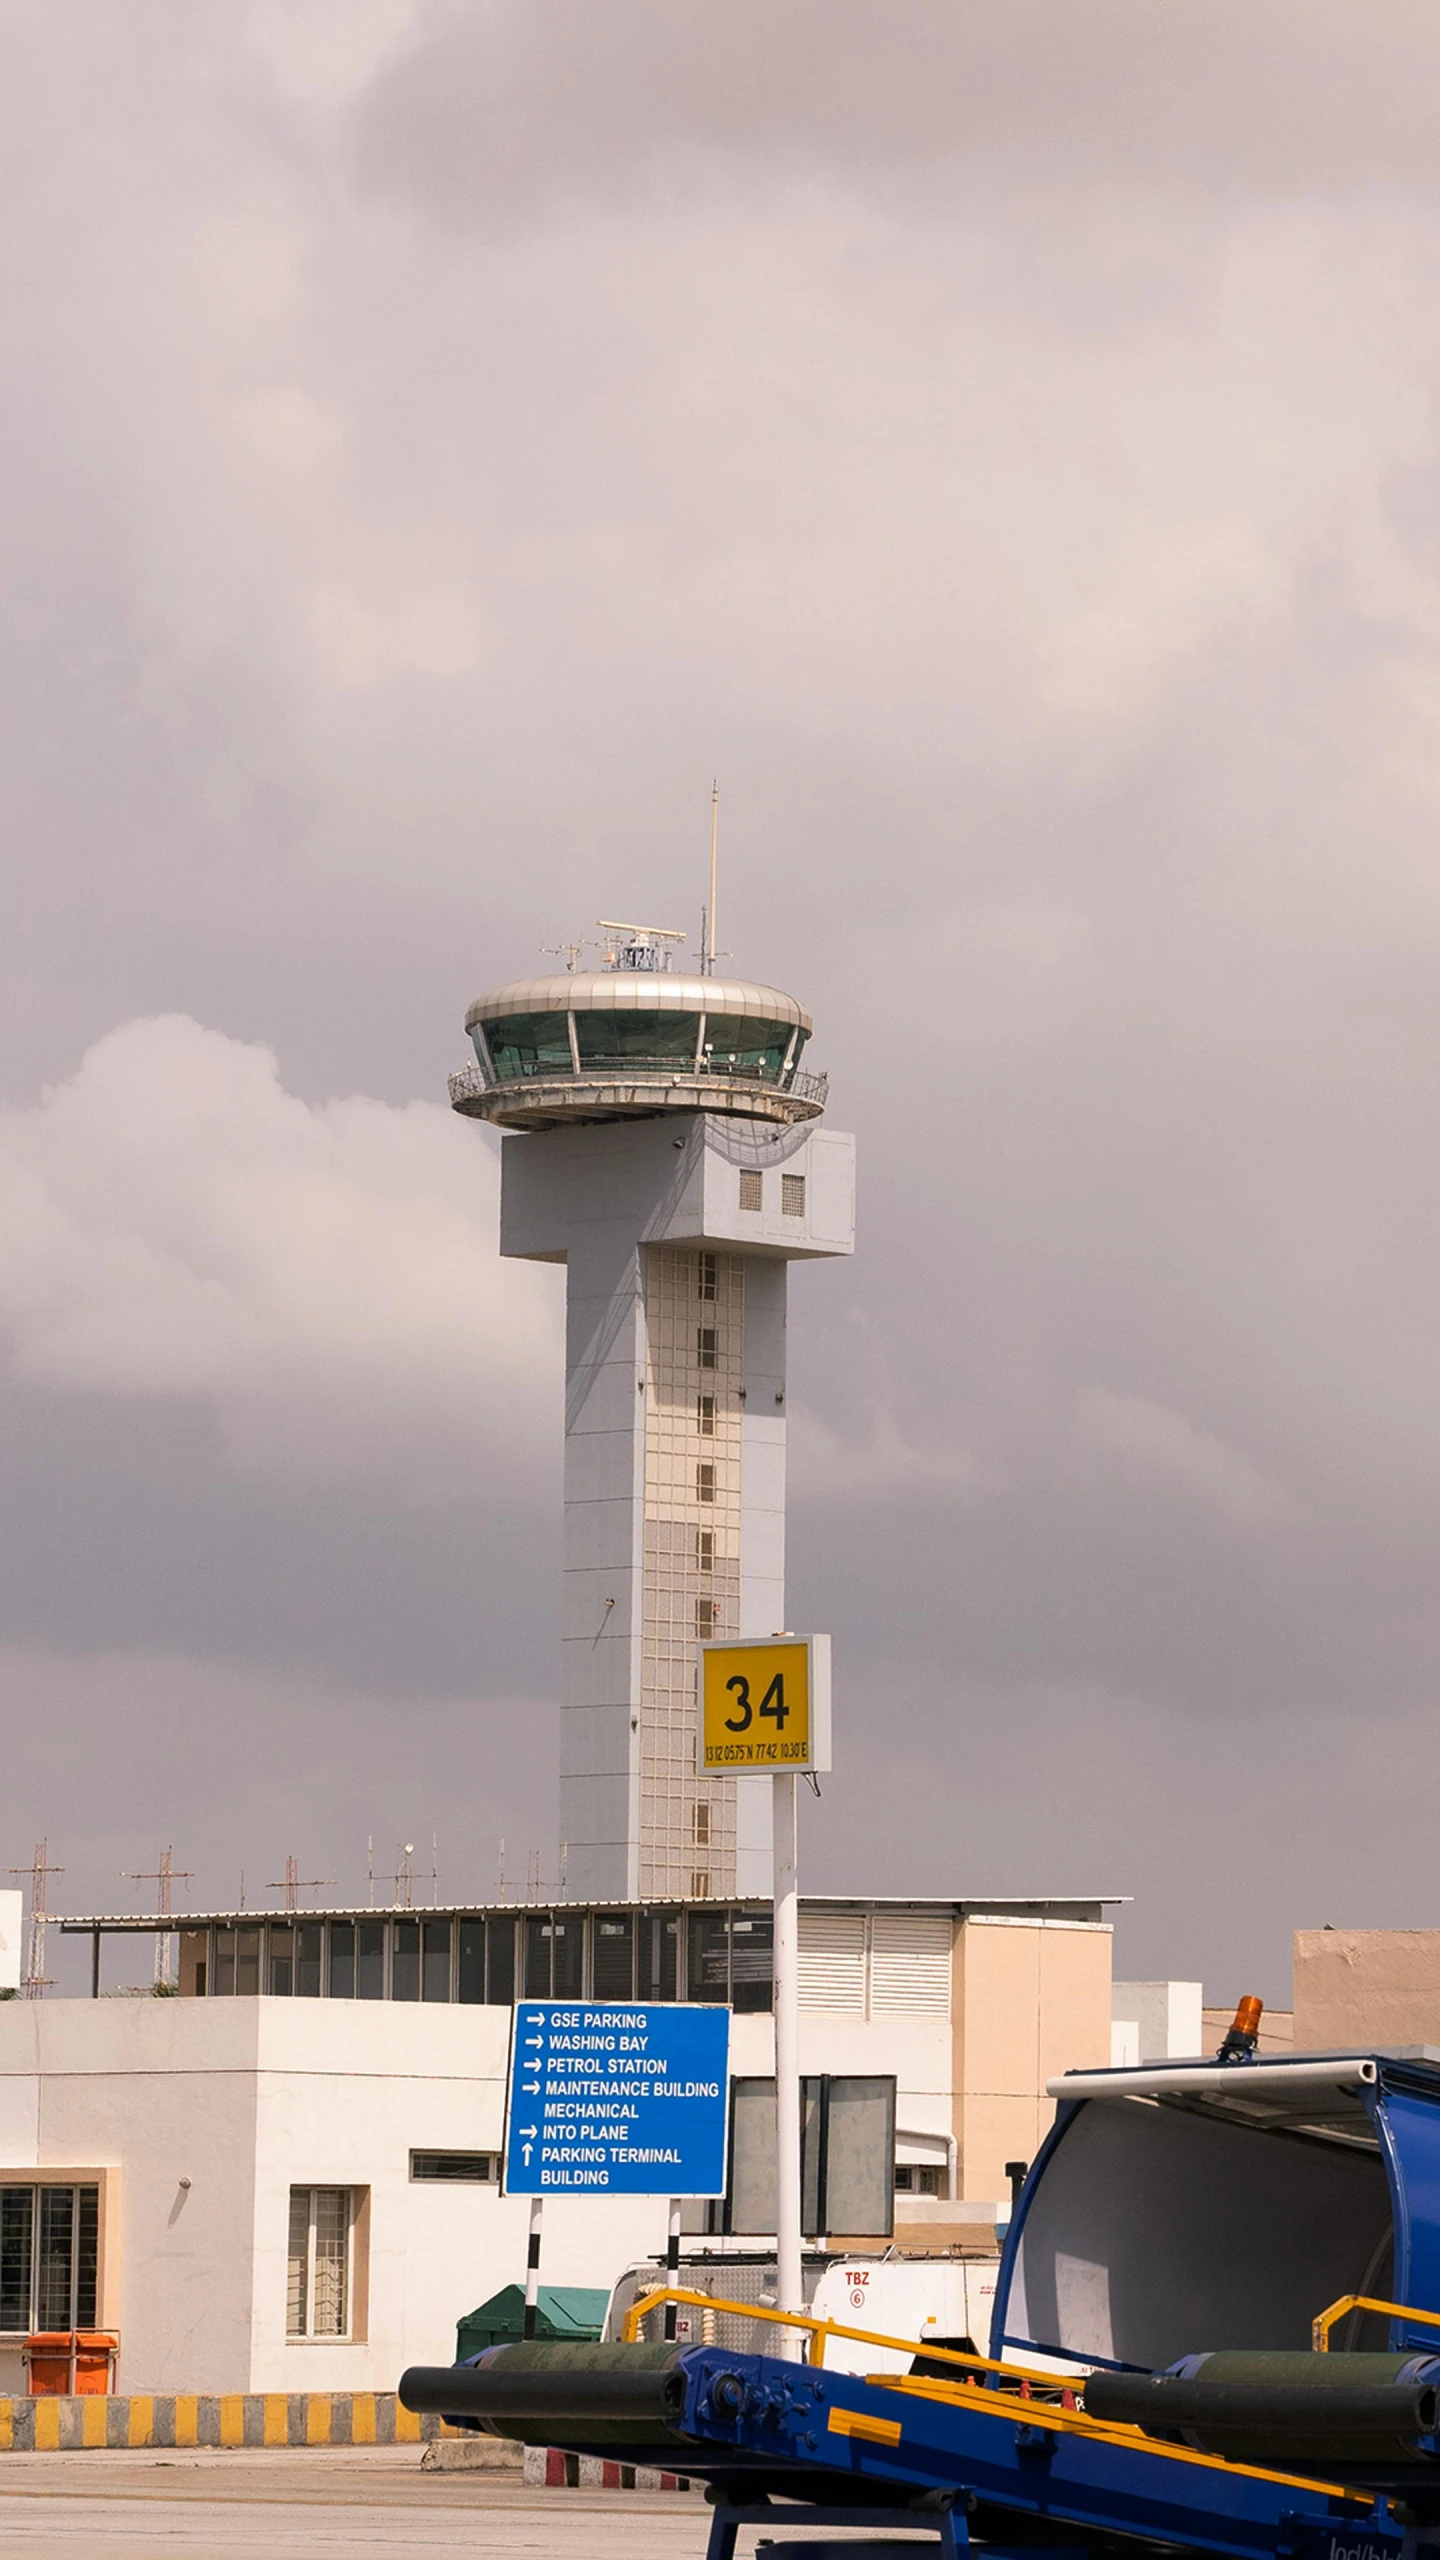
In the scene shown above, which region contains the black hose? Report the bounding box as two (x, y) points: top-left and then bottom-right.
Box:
(1086, 2352), (1440, 2465)
(399, 2342), (693, 2448)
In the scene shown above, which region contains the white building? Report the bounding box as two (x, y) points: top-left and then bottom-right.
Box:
(0, 1893), (1118, 2394)
(453, 936), (855, 1900)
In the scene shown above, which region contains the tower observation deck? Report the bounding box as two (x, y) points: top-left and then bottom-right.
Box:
(454, 926), (855, 1902)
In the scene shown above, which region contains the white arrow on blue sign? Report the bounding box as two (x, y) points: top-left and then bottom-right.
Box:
(502, 2002), (731, 2197)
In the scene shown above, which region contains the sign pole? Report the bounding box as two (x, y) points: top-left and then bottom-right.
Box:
(773, 1766), (803, 2359)
(522, 2194), (543, 2340)
(663, 2197), (681, 2340)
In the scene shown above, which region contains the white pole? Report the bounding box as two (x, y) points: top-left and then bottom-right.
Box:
(773, 1768), (802, 2359)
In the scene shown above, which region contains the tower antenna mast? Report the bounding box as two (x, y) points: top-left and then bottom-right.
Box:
(703, 781), (719, 977)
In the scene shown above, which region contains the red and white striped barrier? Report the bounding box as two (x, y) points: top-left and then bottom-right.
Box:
(524, 2446), (695, 2491)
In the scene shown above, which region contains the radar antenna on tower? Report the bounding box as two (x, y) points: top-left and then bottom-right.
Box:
(595, 920), (686, 974)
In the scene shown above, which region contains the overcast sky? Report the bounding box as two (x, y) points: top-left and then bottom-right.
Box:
(7, 1), (1440, 2001)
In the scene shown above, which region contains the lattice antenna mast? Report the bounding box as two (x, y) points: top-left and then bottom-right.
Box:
(266, 1854), (335, 1914)
(10, 1841), (63, 2000)
(393, 1844), (416, 1910)
(123, 1846), (195, 1986)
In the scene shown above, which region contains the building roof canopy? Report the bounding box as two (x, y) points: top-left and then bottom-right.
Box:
(466, 972), (812, 1034)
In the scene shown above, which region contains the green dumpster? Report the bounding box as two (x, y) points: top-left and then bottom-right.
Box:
(456, 2284), (609, 2362)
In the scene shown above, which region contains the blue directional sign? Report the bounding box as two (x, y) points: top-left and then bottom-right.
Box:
(504, 2002), (730, 2197)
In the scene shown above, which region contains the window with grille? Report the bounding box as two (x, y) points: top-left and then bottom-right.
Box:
(698, 1252), (717, 1300)
(0, 2186), (98, 2333)
(410, 2153), (498, 2184)
(696, 1327), (717, 1369)
(696, 1394), (715, 1436)
(781, 1174), (806, 1218)
(695, 1528), (714, 1572)
(696, 1461), (715, 1501)
(286, 2187), (354, 2338)
(738, 1170), (763, 1211)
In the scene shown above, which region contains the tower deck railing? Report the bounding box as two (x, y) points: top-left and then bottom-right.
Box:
(448, 1059), (828, 1108)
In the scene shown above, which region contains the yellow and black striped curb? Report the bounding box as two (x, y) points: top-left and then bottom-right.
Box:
(0, 2393), (442, 2452)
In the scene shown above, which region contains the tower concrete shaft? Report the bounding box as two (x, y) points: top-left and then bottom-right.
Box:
(499, 1112), (854, 1901)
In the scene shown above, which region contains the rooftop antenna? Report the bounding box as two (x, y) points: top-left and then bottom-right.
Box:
(123, 1845), (195, 1985)
(702, 780), (719, 977)
(542, 939), (590, 973)
(10, 1841), (62, 2000)
(267, 1854), (334, 1914)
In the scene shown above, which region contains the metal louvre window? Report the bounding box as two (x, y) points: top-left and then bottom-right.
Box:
(410, 2152), (497, 2184)
(869, 1912), (952, 2017)
(637, 1909), (679, 2000)
(738, 1170), (763, 1211)
(593, 1915), (634, 1999)
(287, 2187), (352, 2338)
(524, 1914), (584, 1999)
(781, 1174), (806, 1218)
(0, 2186), (99, 2333)
(798, 1909), (867, 2014)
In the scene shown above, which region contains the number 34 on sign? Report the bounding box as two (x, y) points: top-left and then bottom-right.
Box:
(698, 1635), (832, 1774)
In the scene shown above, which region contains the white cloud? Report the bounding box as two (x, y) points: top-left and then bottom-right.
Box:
(0, 1016), (560, 1500)
(1075, 1386), (1295, 1529)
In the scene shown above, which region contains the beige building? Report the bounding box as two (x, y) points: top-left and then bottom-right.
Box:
(1293, 1928), (1440, 2051)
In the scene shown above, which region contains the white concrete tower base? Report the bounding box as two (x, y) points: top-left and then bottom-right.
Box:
(500, 1112), (855, 1903)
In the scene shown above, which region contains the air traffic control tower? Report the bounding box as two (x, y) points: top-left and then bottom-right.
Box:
(451, 924), (855, 1904)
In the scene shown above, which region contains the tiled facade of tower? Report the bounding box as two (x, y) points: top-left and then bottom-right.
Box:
(452, 939), (854, 1902)
(641, 1245), (744, 1897)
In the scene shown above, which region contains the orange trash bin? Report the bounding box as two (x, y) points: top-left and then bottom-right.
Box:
(25, 2332), (118, 2395)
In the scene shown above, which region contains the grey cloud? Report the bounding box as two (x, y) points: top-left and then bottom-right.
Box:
(6, 2), (1440, 1998)
(351, 0), (1440, 232)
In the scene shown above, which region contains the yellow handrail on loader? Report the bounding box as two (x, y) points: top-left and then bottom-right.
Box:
(1312, 2294), (1440, 2351)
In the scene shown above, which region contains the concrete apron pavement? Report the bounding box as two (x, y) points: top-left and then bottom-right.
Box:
(0, 2447), (713, 2558)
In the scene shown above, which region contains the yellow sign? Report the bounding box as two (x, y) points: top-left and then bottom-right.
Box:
(699, 1636), (831, 1774)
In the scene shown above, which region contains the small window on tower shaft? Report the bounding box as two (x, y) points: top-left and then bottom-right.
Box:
(696, 1596), (717, 1637)
(690, 1872), (711, 1900)
(698, 1252), (717, 1300)
(695, 1528), (714, 1572)
(696, 1393), (715, 1436)
(739, 1171), (763, 1212)
(696, 1327), (717, 1369)
(697, 1462), (716, 1502)
(693, 1803), (712, 1846)
(781, 1174), (806, 1218)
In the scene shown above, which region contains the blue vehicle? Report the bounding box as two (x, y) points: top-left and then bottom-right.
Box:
(402, 2031), (1440, 2559)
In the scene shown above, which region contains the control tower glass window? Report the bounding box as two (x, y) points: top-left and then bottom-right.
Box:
(477, 1012), (572, 1081)
(574, 1009), (698, 1067)
(701, 1017), (798, 1079)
